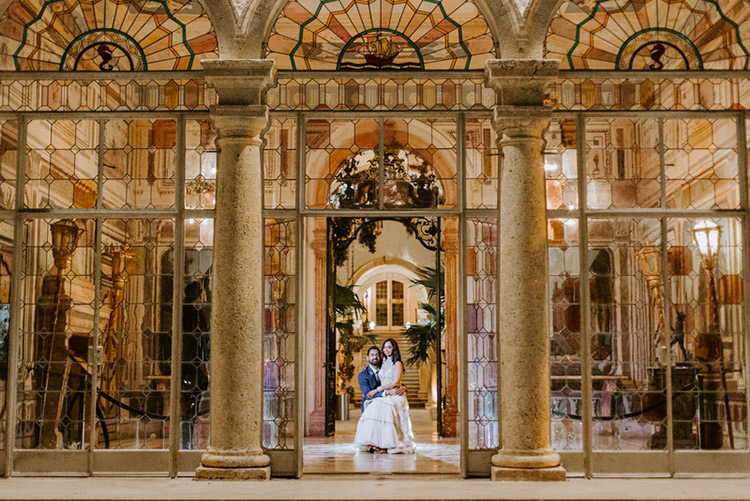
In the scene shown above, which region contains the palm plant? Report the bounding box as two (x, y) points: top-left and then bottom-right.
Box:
(402, 266), (443, 366)
(334, 284), (375, 398)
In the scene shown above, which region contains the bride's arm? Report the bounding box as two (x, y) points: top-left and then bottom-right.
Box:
(377, 361), (403, 392)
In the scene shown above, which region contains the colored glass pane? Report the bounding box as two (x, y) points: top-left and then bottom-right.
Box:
(0, 0), (218, 71)
(546, 0), (750, 70)
(266, 0), (495, 70)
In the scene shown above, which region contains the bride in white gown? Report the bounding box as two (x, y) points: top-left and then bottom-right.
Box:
(354, 338), (416, 454)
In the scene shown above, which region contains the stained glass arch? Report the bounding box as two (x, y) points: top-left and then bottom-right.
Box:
(265, 0), (497, 70)
(545, 0), (750, 70)
(0, 0), (219, 71)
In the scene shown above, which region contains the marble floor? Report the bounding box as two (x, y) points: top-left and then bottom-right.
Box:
(303, 407), (460, 475)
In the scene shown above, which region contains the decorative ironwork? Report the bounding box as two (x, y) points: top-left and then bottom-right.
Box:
(329, 149), (444, 209)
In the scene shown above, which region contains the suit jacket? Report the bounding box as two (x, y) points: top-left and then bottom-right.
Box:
(358, 366), (383, 411)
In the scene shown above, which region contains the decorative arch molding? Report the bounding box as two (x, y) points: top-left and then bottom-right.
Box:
(0, 0), (221, 71)
(349, 257), (429, 307)
(262, 0), (497, 71)
(545, 0), (750, 70)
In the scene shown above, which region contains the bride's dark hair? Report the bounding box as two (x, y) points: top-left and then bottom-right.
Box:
(382, 338), (403, 372)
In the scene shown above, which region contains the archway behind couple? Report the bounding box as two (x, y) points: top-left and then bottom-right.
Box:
(302, 217), (461, 475)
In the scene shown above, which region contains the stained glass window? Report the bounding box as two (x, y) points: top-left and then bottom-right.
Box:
(0, 0), (218, 71)
(266, 0), (495, 70)
(547, 0), (750, 70)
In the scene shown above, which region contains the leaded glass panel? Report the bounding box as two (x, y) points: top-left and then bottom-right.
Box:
(264, 219), (296, 450)
(588, 218), (662, 451)
(466, 217), (497, 450)
(17, 218), (95, 449)
(96, 218), (173, 450)
(25, 119), (99, 209)
(0, 220), (13, 452)
(0, 121), (17, 210)
(549, 218), (582, 451)
(103, 119), (176, 209)
(185, 120), (216, 210)
(465, 119), (498, 210)
(264, 118), (297, 210)
(545, 119), (578, 211)
(181, 218), (212, 450)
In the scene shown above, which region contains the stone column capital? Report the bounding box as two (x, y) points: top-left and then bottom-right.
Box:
(484, 59), (559, 107)
(203, 59), (277, 106)
(209, 105), (269, 143)
(492, 106), (552, 144)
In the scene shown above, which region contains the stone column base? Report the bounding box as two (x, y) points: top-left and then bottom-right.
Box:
(491, 466), (567, 482)
(195, 466), (271, 481)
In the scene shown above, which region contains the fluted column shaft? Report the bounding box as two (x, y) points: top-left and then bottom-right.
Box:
(486, 60), (566, 481)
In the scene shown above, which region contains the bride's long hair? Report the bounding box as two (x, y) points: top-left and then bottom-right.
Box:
(382, 338), (404, 372)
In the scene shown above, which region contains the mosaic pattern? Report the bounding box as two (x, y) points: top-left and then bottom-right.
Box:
(545, 119), (578, 211)
(466, 218), (497, 450)
(464, 119), (497, 210)
(588, 218), (663, 451)
(585, 118), (660, 210)
(0, 121), (18, 210)
(664, 119), (739, 210)
(0, 0), (219, 71)
(266, 0), (494, 70)
(0, 79), (215, 112)
(103, 119), (176, 209)
(17, 218), (95, 449)
(264, 219), (296, 450)
(548, 218), (582, 451)
(97, 218), (174, 450)
(547, 0), (750, 70)
(264, 118), (297, 210)
(0, 220), (13, 451)
(667, 217), (745, 450)
(181, 218), (212, 450)
(185, 119), (216, 210)
(25, 119), (99, 209)
(267, 77), (495, 111)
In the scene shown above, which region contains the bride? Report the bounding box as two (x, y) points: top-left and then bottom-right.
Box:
(354, 338), (416, 454)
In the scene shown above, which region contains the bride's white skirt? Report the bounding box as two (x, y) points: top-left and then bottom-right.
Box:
(353, 395), (416, 454)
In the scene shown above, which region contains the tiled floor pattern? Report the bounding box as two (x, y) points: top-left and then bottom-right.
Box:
(303, 407), (460, 475)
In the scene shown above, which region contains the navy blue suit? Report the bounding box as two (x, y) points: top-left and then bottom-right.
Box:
(358, 366), (384, 411)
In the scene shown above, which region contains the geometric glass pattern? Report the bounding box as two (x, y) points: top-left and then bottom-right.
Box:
(0, 121), (18, 210)
(185, 120), (216, 210)
(17, 218), (96, 449)
(586, 118), (661, 209)
(465, 119), (498, 210)
(266, 0), (495, 70)
(547, 0), (750, 70)
(667, 217), (745, 450)
(0, 0), (218, 71)
(96, 218), (174, 450)
(466, 217), (497, 450)
(588, 218), (664, 451)
(264, 118), (297, 210)
(264, 219), (296, 450)
(545, 119), (578, 210)
(548, 218), (582, 451)
(103, 119), (177, 209)
(181, 218), (212, 450)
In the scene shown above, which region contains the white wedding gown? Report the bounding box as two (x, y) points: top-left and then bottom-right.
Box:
(353, 357), (416, 454)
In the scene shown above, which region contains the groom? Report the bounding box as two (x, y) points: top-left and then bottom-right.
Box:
(360, 345), (407, 408)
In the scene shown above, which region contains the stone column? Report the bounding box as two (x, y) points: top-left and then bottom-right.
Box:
(442, 218), (459, 436)
(307, 222), (328, 436)
(485, 60), (566, 481)
(195, 60), (276, 481)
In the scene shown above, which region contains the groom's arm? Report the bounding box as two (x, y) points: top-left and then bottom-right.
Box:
(358, 371), (383, 401)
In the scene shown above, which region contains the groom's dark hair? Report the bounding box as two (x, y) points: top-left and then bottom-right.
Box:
(366, 346), (380, 356)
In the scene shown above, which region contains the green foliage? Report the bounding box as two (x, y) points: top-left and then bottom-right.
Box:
(402, 266), (444, 366)
(335, 284), (375, 394)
